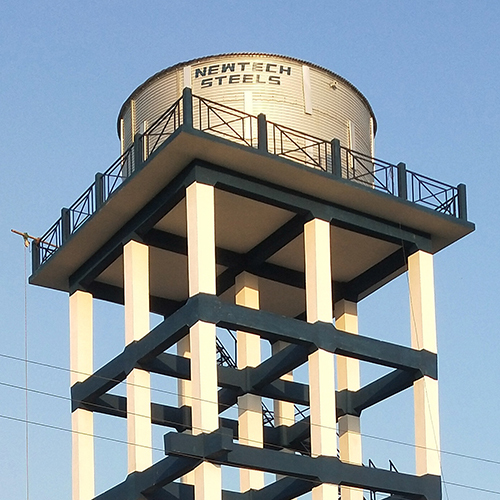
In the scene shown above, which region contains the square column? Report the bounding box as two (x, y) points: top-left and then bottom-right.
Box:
(69, 290), (94, 500)
(272, 340), (296, 496)
(304, 218), (337, 500)
(272, 341), (295, 426)
(335, 299), (363, 500)
(177, 334), (195, 485)
(186, 181), (221, 500)
(124, 240), (152, 473)
(236, 272), (264, 492)
(408, 250), (441, 477)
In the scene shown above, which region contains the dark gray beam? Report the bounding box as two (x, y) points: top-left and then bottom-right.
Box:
(73, 294), (435, 413)
(342, 248), (407, 302)
(103, 469), (314, 500)
(250, 343), (310, 391)
(349, 368), (421, 416)
(142, 228), (244, 269)
(93, 454), (200, 500)
(138, 352), (310, 406)
(199, 295), (437, 378)
(88, 281), (183, 317)
(198, 162), (433, 251)
(245, 477), (314, 500)
(71, 298), (199, 406)
(216, 213), (306, 295)
(165, 429), (441, 500)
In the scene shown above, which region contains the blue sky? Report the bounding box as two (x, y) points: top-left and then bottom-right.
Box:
(1, 1), (499, 498)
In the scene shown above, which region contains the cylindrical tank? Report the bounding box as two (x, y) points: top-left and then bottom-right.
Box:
(118, 53), (376, 170)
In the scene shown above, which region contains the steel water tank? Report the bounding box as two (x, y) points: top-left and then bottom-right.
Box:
(118, 53), (376, 168)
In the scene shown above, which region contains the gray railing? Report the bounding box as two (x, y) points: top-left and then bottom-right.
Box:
(32, 88), (468, 271)
(35, 146), (135, 266)
(193, 94), (259, 148)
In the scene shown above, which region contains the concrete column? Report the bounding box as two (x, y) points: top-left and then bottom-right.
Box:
(336, 299), (363, 500)
(69, 290), (95, 500)
(272, 339), (296, 497)
(304, 218), (337, 500)
(186, 181), (221, 500)
(236, 272), (264, 492)
(177, 334), (195, 485)
(124, 240), (152, 473)
(408, 250), (441, 477)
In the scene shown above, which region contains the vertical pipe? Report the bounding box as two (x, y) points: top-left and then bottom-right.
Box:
(257, 113), (268, 153)
(133, 134), (144, 172)
(331, 139), (342, 177)
(95, 173), (104, 210)
(61, 208), (70, 243)
(186, 181), (221, 500)
(124, 240), (152, 473)
(397, 162), (408, 200)
(304, 218), (337, 500)
(408, 250), (441, 477)
(31, 239), (40, 272)
(183, 87), (193, 129)
(457, 183), (467, 220)
(69, 290), (94, 500)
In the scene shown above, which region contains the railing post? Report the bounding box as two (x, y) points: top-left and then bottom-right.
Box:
(31, 239), (40, 272)
(182, 87), (193, 129)
(133, 134), (143, 171)
(397, 162), (407, 200)
(95, 173), (104, 210)
(331, 138), (342, 177)
(61, 208), (70, 243)
(257, 113), (268, 153)
(457, 183), (468, 220)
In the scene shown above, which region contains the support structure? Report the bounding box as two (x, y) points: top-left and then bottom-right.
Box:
(235, 272), (264, 492)
(304, 218), (337, 500)
(186, 182), (221, 499)
(408, 251), (441, 477)
(336, 300), (362, 500)
(69, 290), (95, 500)
(30, 87), (473, 500)
(124, 240), (152, 473)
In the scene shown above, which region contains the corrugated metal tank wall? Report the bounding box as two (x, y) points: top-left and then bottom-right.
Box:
(118, 53), (376, 171)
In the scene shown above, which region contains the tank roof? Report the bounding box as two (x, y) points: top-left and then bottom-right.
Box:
(117, 52), (377, 136)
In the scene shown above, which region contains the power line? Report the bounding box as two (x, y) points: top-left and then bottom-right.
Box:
(1, 362), (500, 469)
(1, 409), (500, 497)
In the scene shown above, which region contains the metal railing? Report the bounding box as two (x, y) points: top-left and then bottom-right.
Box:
(193, 94), (259, 148)
(268, 122), (331, 171)
(144, 96), (183, 158)
(32, 88), (468, 270)
(341, 147), (398, 195)
(36, 146), (135, 266)
(408, 170), (460, 217)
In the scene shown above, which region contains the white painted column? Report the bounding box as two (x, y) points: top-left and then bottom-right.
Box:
(304, 218), (337, 500)
(186, 181), (221, 500)
(177, 334), (195, 485)
(236, 272), (264, 492)
(408, 250), (441, 477)
(336, 299), (363, 500)
(272, 340), (296, 497)
(124, 240), (152, 473)
(272, 341), (296, 428)
(70, 290), (95, 500)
